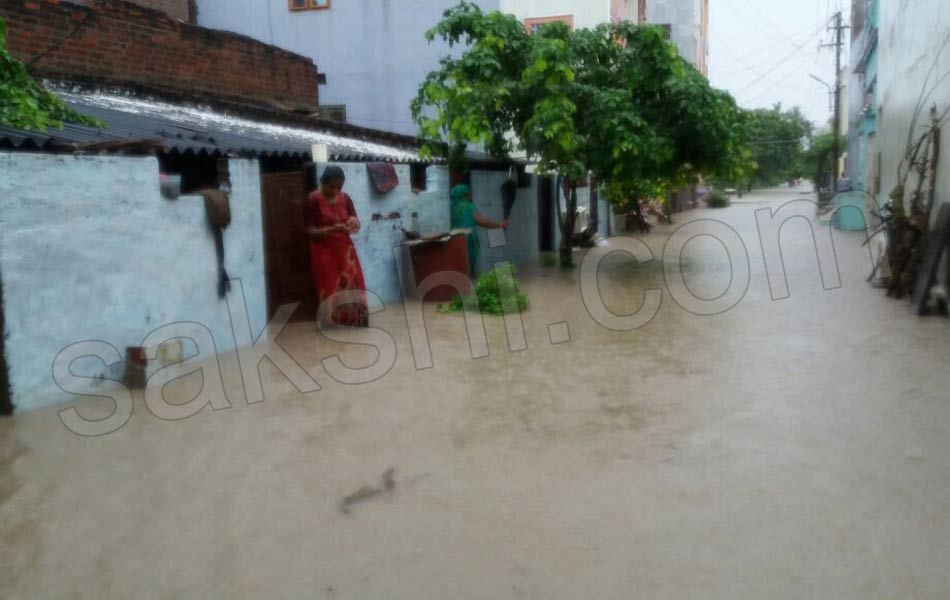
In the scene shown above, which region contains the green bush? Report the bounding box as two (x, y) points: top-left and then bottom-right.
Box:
(441, 264), (529, 316)
(706, 190), (731, 209)
(1, 17), (103, 130)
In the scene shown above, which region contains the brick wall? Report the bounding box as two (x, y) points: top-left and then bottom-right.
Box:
(68, 0), (194, 23)
(1, 0), (319, 111)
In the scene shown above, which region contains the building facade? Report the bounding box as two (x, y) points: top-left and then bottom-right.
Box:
(875, 0), (950, 217)
(845, 0), (950, 289)
(643, 0), (709, 74)
(847, 0), (879, 195)
(195, 0), (639, 136)
(848, 0), (950, 213)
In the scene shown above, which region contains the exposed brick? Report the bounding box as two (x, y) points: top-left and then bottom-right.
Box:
(0, 0), (320, 112)
(69, 0), (193, 23)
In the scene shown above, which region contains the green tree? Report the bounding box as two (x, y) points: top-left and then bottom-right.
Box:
(796, 131), (845, 190)
(413, 2), (748, 266)
(744, 105), (812, 187)
(0, 16), (101, 130)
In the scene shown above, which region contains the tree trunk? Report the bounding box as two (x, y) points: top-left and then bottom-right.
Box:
(560, 183), (578, 267)
(631, 198), (651, 233)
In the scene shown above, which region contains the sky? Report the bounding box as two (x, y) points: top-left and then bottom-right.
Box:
(708, 0), (851, 128)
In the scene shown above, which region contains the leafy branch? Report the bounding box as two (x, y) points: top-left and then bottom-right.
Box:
(0, 16), (103, 131)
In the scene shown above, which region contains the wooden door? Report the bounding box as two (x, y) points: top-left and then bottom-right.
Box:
(261, 171), (315, 322)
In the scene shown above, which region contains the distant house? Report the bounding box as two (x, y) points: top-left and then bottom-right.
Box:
(195, 0), (640, 137)
(643, 0), (710, 75)
(0, 0), (535, 413)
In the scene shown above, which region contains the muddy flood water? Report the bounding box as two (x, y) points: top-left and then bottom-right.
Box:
(2, 186), (950, 599)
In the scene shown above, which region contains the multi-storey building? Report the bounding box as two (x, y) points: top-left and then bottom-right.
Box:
(643, 0), (709, 74)
(196, 0), (640, 136)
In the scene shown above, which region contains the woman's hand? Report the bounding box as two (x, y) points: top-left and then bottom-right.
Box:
(345, 217), (360, 233)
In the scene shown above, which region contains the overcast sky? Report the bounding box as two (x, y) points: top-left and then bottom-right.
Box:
(708, 0), (851, 128)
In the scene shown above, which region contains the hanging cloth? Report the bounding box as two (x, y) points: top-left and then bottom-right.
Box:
(367, 162), (399, 194)
(200, 189), (232, 299)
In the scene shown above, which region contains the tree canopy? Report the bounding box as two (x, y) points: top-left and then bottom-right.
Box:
(743, 105), (812, 187)
(412, 2), (749, 217)
(796, 130), (846, 187)
(0, 16), (101, 130)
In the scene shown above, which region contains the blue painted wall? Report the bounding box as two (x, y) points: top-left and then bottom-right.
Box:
(0, 155), (542, 411)
(470, 170), (540, 273)
(0, 154), (268, 412)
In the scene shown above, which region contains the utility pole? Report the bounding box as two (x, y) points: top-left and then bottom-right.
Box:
(821, 11), (848, 192)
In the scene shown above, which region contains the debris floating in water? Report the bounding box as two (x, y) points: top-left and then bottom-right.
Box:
(339, 468), (396, 515)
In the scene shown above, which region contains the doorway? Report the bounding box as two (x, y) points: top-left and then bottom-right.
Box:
(261, 171), (316, 322)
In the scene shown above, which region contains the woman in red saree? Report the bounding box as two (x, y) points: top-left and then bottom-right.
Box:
(305, 166), (370, 327)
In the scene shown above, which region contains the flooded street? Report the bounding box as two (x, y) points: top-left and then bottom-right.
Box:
(3, 186), (950, 599)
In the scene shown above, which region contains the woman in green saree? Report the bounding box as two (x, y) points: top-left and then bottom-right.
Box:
(449, 184), (508, 277)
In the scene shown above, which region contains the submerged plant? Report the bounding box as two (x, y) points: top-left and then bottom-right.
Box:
(706, 190), (731, 209)
(441, 264), (529, 316)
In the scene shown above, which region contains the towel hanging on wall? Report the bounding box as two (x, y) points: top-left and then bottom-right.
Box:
(367, 162), (399, 195)
(200, 189), (232, 299)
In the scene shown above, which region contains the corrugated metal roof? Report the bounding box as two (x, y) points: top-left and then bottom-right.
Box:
(0, 91), (440, 164)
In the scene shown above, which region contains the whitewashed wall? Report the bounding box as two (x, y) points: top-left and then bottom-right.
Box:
(877, 0), (950, 287)
(0, 154), (268, 412)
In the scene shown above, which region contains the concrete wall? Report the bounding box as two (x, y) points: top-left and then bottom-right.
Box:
(470, 171), (541, 273)
(646, 0), (706, 71)
(877, 0), (950, 213)
(0, 154), (267, 412)
(877, 0), (950, 285)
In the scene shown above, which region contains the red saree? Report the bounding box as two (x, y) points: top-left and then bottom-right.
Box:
(306, 191), (369, 327)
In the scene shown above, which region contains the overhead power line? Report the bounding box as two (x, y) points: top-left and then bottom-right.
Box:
(711, 22), (825, 72)
(734, 22), (827, 96)
(720, 0), (809, 53)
